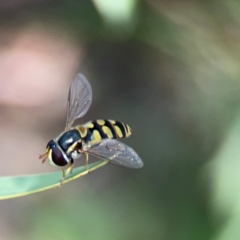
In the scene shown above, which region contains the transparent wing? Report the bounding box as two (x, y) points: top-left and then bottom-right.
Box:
(65, 74), (92, 130)
(87, 139), (144, 169)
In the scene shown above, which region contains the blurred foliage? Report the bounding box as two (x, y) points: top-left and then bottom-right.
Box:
(0, 161), (107, 200)
(1, 0), (240, 240)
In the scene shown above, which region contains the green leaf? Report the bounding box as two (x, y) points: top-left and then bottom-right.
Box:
(0, 161), (108, 200)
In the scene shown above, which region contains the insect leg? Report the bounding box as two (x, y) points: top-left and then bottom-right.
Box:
(66, 158), (74, 175)
(85, 153), (89, 173)
(60, 168), (66, 187)
(77, 149), (90, 173)
(60, 158), (74, 186)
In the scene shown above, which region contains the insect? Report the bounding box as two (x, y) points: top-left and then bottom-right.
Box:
(39, 74), (143, 185)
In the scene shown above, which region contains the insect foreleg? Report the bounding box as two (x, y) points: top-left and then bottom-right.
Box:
(85, 153), (89, 173)
(60, 158), (74, 186)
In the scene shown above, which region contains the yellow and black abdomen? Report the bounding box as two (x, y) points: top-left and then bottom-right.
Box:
(76, 119), (132, 144)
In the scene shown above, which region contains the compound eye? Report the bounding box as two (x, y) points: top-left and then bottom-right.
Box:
(51, 146), (69, 167)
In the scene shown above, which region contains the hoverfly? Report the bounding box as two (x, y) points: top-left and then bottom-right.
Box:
(39, 74), (143, 184)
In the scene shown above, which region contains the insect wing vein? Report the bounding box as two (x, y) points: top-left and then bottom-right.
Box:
(87, 139), (144, 169)
(65, 74), (92, 130)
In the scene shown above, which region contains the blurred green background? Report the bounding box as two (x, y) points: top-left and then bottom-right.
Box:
(1, 0), (240, 239)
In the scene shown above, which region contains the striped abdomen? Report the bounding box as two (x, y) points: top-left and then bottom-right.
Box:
(76, 119), (132, 144)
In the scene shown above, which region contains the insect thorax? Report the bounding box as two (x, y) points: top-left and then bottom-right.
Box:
(56, 129), (82, 159)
